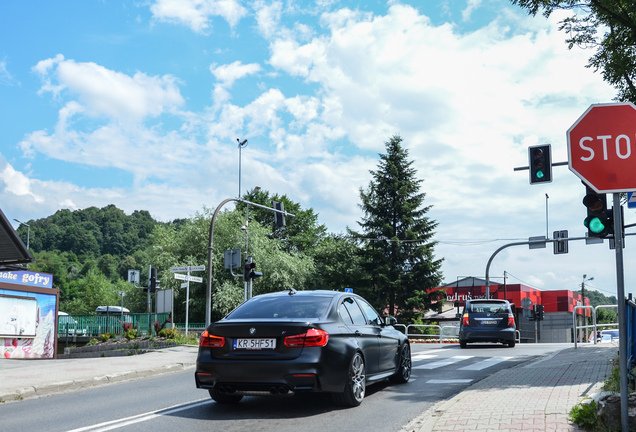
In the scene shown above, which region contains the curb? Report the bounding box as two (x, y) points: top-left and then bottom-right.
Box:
(0, 363), (195, 404)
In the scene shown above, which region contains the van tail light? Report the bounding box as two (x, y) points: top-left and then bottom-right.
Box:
(462, 313), (470, 327)
(284, 328), (329, 347)
(508, 314), (515, 327)
(200, 330), (225, 348)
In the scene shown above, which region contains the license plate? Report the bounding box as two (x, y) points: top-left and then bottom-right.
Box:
(233, 338), (276, 350)
(482, 320), (497, 325)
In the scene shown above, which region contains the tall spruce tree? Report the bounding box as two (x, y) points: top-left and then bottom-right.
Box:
(350, 135), (444, 321)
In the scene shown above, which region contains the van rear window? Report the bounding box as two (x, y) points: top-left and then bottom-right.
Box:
(468, 302), (509, 313)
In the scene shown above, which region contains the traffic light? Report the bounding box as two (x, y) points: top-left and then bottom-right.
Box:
(528, 144), (552, 184)
(273, 200), (286, 228)
(582, 187), (613, 238)
(244, 260), (263, 282)
(534, 304), (544, 321)
(150, 267), (158, 293)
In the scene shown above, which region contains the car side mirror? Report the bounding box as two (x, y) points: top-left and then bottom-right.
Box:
(384, 316), (397, 327)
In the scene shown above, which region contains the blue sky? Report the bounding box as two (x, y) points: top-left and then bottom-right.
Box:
(1, 0), (628, 300)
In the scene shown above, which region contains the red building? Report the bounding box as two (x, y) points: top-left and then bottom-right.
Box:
(432, 277), (591, 343)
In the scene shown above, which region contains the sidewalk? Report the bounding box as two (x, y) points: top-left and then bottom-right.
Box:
(0, 343), (617, 432)
(407, 344), (617, 432)
(0, 345), (199, 403)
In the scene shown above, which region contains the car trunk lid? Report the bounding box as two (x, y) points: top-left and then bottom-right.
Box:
(203, 320), (313, 360)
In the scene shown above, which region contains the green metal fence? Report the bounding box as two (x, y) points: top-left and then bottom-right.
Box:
(57, 313), (170, 337)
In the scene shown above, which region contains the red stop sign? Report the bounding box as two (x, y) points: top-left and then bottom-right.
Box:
(568, 102), (636, 193)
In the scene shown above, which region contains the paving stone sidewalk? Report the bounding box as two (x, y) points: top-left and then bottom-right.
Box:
(406, 344), (617, 432)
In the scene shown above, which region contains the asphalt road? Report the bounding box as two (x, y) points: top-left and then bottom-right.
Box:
(0, 343), (568, 432)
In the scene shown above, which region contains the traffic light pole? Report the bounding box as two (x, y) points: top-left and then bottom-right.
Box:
(484, 212), (629, 431)
(485, 234), (597, 297)
(206, 198), (295, 326)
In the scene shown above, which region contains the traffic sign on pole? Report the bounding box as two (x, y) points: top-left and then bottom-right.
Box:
(174, 273), (203, 283)
(170, 265), (205, 273)
(567, 102), (636, 193)
(569, 103), (631, 431)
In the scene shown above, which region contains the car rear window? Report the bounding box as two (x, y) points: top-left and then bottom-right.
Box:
(467, 302), (509, 314)
(226, 295), (333, 320)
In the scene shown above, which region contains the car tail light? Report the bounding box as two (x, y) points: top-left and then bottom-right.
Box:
(284, 328), (329, 347)
(462, 313), (469, 326)
(200, 330), (225, 348)
(508, 314), (515, 327)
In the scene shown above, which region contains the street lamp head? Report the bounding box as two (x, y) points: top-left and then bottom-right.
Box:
(13, 218), (29, 227)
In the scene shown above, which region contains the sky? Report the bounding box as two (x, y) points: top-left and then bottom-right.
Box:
(0, 0), (629, 301)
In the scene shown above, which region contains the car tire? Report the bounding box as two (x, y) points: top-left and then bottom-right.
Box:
(459, 340), (467, 348)
(389, 342), (411, 384)
(209, 388), (243, 404)
(332, 352), (366, 407)
(507, 340), (516, 348)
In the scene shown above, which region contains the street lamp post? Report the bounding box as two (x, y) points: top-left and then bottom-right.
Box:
(13, 218), (30, 250)
(14, 219), (30, 268)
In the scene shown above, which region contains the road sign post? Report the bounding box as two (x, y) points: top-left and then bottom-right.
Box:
(171, 265), (205, 336)
(567, 103), (631, 431)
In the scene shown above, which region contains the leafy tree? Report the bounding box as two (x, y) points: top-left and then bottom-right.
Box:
(150, 206), (315, 322)
(576, 288), (618, 324)
(349, 135), (444, 321)
(511, 0), (634, 102)
(28, 250), (81, 302)
(309, 234), (363, 291)
(59, 269), (120, 314)
(239, 189), (327, 254)
(20, 205), (158, 259)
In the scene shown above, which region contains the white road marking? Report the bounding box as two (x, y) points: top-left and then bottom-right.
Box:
(413, 355), (474, 369)
(66, 399), (210, 432)
(411, 353), (437, 361)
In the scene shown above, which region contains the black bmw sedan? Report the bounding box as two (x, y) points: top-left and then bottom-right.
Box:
(195, 289), (411, 407)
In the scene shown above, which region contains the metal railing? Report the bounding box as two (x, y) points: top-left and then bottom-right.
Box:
(405, 324), (459, 343)
(57, 313), (170, 338)
(573, 305), (618, 348)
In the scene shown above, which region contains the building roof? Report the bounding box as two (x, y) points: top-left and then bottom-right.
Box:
(0, 208), (33, 268)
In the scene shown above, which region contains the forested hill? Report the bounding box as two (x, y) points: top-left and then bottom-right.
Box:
(20, 204), (161, 258)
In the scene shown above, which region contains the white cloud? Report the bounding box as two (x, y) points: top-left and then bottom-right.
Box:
(462, 0), (482, 22)
(0, 59), (16, 86)
(5, 2), (624, 292)
(150, 0), (247, 33)
(254, 0), (283, 39)
(210, 61), (262, 87)
(0, 158), (43, 203)
(32, 55), (184, 122)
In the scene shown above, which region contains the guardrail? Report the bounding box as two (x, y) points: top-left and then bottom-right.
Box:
(405, 324), (459, 343)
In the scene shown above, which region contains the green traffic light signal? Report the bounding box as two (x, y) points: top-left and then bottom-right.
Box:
(528, 144), (552, 184)
(582, 187), (613, 238)
(585, 216), (607, 235)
